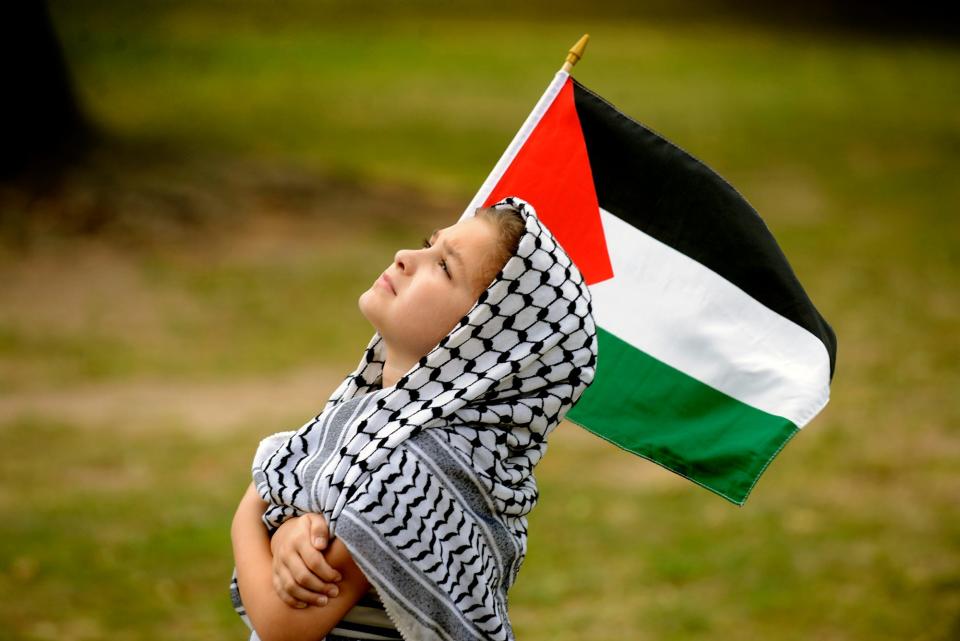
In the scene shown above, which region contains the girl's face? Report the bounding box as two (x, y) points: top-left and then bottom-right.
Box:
(358, 216), (500, 363)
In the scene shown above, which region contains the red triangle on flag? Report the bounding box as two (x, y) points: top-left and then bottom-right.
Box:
(482, 77), (613, 286)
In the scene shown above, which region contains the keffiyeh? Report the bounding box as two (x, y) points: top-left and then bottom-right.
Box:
(233, 196), (598, 641)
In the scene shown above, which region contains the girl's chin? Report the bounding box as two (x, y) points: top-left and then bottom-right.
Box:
(357, 302), (384, 330)
(356, 298), (375, 325)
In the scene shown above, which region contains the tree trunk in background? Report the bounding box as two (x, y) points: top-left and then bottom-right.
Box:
(1, 1), (94, 180)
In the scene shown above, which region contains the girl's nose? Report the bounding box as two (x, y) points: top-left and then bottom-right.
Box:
(394, 247), (416, 272)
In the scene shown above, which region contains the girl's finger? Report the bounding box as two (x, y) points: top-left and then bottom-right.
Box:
(286, 582), (329, 608)
(288, 554), (339, 593)
(307, 513), (330, 549)
(273, 571), (311, 609)
(279, 548), (337, 593)
(300, 543), (343, 583)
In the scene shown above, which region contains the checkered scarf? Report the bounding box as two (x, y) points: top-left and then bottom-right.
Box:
(236, 196), (598, 640)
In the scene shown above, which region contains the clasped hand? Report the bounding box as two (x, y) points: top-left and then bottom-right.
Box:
(270, 513), (343, 609)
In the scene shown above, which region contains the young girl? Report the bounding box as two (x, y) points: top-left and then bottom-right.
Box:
(230, 196), (598, 641)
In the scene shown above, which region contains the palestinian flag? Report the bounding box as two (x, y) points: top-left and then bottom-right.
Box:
(460, 70), (837, 505)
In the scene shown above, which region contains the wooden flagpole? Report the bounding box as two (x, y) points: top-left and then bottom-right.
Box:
(561, 34), (590, 73)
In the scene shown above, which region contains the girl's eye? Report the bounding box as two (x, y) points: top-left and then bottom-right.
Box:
(421, 237), (451, 276)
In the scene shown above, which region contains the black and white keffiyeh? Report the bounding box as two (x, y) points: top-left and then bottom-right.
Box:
(233, 196), (598, 641)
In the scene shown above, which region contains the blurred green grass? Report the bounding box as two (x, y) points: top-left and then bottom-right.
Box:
(50, 3), (960, 200)
(0, 2), (958, 640)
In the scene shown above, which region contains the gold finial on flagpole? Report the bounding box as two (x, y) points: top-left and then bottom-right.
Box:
(561, 34), (590, 73)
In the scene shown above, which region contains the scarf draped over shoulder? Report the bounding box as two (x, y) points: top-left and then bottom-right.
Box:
(234, 196), (598, 641)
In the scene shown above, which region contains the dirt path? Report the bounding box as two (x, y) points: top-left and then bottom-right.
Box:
(0, 365), (348, 434)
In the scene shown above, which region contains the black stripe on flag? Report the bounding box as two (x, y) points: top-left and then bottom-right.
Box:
(571, 78), (837, 377)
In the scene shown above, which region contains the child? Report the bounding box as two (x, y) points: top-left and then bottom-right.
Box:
(230, 196), (598, 641)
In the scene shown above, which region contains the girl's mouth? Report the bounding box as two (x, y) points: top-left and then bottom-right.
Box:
(377, 273), (396, 295)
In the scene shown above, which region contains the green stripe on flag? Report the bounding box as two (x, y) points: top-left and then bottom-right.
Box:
(565, 327), (800, 505)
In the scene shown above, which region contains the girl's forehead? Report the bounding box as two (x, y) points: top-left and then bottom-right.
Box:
(433, 218), (486, 243)
(436, 218), (472, 233)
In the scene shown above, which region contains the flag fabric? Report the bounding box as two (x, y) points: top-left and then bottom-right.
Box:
(459, 70), (837, 505)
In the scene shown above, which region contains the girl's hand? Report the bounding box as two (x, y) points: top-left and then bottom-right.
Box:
(270, 513), (343, 609)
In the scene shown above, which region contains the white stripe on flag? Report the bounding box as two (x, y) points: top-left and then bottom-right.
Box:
(460, 70), (570, 221)
(590, 208), (831, 428)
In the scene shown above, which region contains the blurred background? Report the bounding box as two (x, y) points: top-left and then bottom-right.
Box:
(1, 1), (957, 639)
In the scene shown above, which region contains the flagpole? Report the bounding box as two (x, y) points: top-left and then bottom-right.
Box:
(461, 33), (590, 220)
(561, 34), (589, 73)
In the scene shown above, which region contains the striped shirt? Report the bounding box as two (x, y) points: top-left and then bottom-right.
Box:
(327, 584), (402, 640)
(230, 576), (401, 641)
